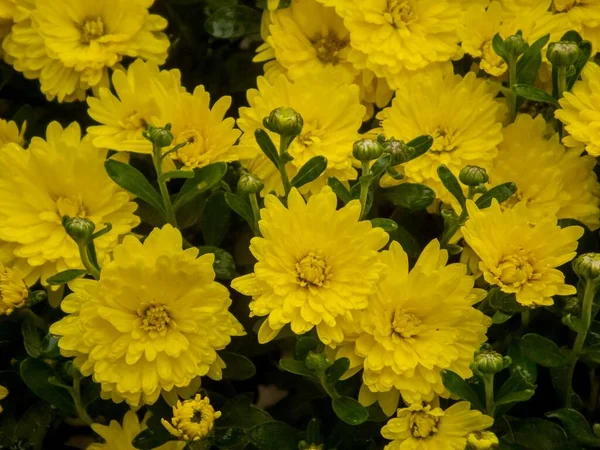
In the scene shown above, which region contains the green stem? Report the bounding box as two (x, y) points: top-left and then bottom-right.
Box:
(484, 373), (495, 416)
(521, 310), (531, 328)
(318, 372), (339, 400)
(71, 371), (93, 426)
(359, 161), (370, 220)
(152, 144), (178, 227)
(277, 137), (293, 197)
(508, 58), (518, 122)
(557, 66), (568, 100)
(77, 241), (100, 280)
(440, 209), (468, 248)
(20, 309), (48, 331)
(566, 279), (596, 407)
(249, 193), (261, 236)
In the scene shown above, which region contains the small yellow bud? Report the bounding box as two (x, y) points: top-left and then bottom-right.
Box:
(305, 352), (330, 371)
(161, 394), (221, 442)
(467, 430), (499, 450)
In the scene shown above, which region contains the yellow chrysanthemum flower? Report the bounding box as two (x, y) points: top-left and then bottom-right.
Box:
(489, 114), (600, 229)
(0, 118), (24, 148)
(2, 0), (169, 102)
(461, 1), (570, 77)
(50, 225), (245, 407)
(462, 200), (583, 307)
(87, 59), (184, 153)
(554, 0), (600, 50)
(0, 0), (16, 42)
(0, 122), (140, 284)
(255, 0), (392, 118)
(317, 0), (463, 89)
(0, 385), (7, 413)
(237, 74), (365, 196)
(468, 430), (500, 450)
(89, 410), (185, 450)
(332, 240), (490, 410)
(378, 67), (503, 202)
(556, 62), (600, 156)
(381, 402), (494, 450)
(162, 394), (221, 442)
(0, 261), (27, 315)
(231, 187), (389, 346)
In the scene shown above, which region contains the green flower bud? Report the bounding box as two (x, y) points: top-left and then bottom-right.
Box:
(383, 139), (411, 165)
(471, 345), (511, 375)
(62, 216), (96, 242)
(459, 165), (489, 186)
(305, 351), (330, 371)
(504, 32), (529, 58)
(593, 423), (600, 437)
(147, 124), (174, 148)
(26, 290), (46, 308)
(298, 441), (309, 450)
(238, 171), (264, 195)
(562, 296), (580, 316)
(263, 107), (304, 136)
(573, 253), (600, 282)
(547, 41), (581, 67)
(352, 138), (383, 161)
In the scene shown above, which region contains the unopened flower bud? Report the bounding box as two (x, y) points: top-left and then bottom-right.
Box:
(383, 139), (411, 165)
(467, 431), (499, 450)
(504, 32), (529, 58)
(238, 171), (264, 195)
(593, 423), (600, 437)
(353, 138), (383, 161)
(62, 216), (95, 242)
(562, 296), (580, 316)
(573, 253), (600, 282)
(459, 165), (489, 186)
(305, 351), (330, 371)
(471, 345), (511, 375)
(547, 41), (581, 67)
(147, 124), (174, 148)
(264, 107), (304, 136)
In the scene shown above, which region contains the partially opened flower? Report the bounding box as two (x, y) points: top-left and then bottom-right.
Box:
(462, 200), (583, 307)
(50, 225), (245, 406)
(231, 187), (389, 346)
(162, 394), (221, 442)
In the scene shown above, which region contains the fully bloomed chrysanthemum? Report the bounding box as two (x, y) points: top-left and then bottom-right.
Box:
(381, 402), (494, 450)
(0, 122), (140, 284)
(50, 225), (245, 407)
(231, 187), (389, 346)
(89, 410), (184, 450)
(462, 200), (583, 307)
(488, 114), (600, 229)
(2, 0), (169, 102)
(317, 0), (463, 89)
(87, 59), (184, 153)
(0, 118), (24, 148)
(556, 62), (600, 156)
(331, 240), (490, 411)
(378, 66), (503, 202)
(237, 74), (365, 195)
(255, 0), (392, 118)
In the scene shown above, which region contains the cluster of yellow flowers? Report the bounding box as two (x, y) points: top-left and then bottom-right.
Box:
(1, 0), (600, 448)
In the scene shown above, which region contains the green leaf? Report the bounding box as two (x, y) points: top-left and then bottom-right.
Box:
(332, 397), (369, 426)
(441, 370), (485, 411)
(46, 269), (87, 286)
(568, 40), (592, 90)
(306, 418), (321, 444)
(279, 359), (314, 378)
(254, 129), (280, 169)
(512, 418), (567, 450)
(159, 170), (195, 182)
(225, 192), (255, 231)
(492, 33), (507, 62)
(327, 177), (352, 204)
(561, 30), (584, 44)
(14, 403), (54, 450)
(488, 288), (527, 314)
(132, 427), (177, 450)
(370, 218), (398, 233)
(475, 182), (518, 208)
(213, 427), (247, 449)
(512, 84), (559, 106)
(384, 183), (435, 210)
(40, 334), (61, 359)
(437, 165), (466, 208)
(390, 225), (421, 260)
(495, 370), (536, 416)
(581, 343), (600, 366)
(290, 156), (327, 188)
(219, 394), (272, 429)
(546, 408), (600, 447)
(495, 389), (535, 409)
(517, 34), (550, 85)
(563, 314), (587, 334)
(508, 340), (537, 384)
(19, 358), (76, 415)
(204, 5), (261, 39)
(521, 333), (568, 368)
(326, 358), (350, 384)
(22, 317), (43, 359)
(221, 351), (256, 381)
(202, 191), (232, 247)
(295, 336), (321, 361)
(370, 154), (392, 179)
(493, 311), (514, 324)
(405, 135), (434, 160)
(248, 421), (299, 450)
(173, 162), (228, 210)
(197, 246), (237, 280)
(105, 160), (165, 216)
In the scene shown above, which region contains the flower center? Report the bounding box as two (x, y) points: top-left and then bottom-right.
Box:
(386, 0), (414, 27)
(122, 111), (147, 132)
(553, 0), (580, 12)
(138, 303), (171, 332)
(431, 127), (458, 153)
(295, 253), (331, 287)
(80, 17), (105, 44)
(410, 411), (440, 439)
(172, 129), (208, 169)
(191, 410), (203, 424)
(56, 196), (86, 218)
(493, 247), (537, 291)
(392, 308), (423, 338)
(313, 32), (349, 64)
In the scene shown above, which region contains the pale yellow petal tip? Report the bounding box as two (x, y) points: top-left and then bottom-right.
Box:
(257, 320), (281, 344)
